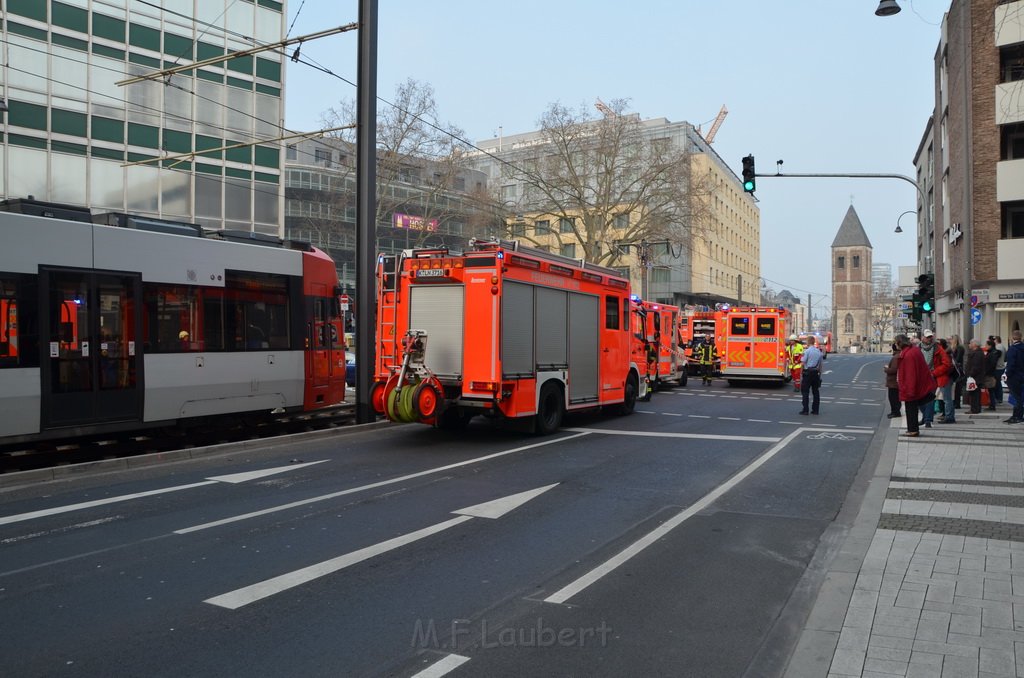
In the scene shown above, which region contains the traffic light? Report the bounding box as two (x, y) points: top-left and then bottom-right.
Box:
(916, 273), (935, 315)
(741, 155), (756, 193)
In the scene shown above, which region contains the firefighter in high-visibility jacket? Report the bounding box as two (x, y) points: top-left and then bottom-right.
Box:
(787, 335), (805, 391)
(696, 338), (718, 385)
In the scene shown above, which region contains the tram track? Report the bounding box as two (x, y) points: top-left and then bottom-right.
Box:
(0, 402), (357, 475)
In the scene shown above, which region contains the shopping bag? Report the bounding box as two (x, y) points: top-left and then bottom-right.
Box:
(966, 376), (978, 392)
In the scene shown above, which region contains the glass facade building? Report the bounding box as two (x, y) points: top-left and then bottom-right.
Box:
(0, 0), (286, 233)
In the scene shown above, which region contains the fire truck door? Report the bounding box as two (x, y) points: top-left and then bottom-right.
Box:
(725, 313), (753, 369)
(408, 285), (464, 378)
(568, 292), (598, 402)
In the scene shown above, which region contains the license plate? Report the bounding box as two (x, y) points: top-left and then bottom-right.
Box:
(416, 269), (446, 278)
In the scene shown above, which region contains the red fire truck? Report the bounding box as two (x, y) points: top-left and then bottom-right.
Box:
(372, 239), (647, 432)
(632, 297), (686, 393)
(715, 306), (791, 385)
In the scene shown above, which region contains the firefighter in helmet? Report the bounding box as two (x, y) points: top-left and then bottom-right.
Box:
(696, 334), (718, 385)
(788, 334), (805, 391)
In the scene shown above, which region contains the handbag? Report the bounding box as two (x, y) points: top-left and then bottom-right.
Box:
(966, 376), (978, 392)
(983, 376), (996, 389)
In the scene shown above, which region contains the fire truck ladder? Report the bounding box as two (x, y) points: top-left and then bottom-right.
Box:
(376, 253), (403, 371)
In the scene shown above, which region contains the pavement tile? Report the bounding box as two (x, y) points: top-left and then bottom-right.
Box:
(950, 612), (983, 636)
(913, 639), (980, 658)
(837, 626), (871, 653)
(866, 643), (913, 663)
(870, 635), (915, 651)
(862, 657), (910, 675)
(873, 622), (921, 640)
(940, 653), (979, 678)
(830, 648), (866, 676)
(980, 646), (1016, 676)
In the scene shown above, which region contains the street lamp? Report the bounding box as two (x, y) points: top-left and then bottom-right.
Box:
(895, 209), (916, 234)
(875, 0), (901, 16)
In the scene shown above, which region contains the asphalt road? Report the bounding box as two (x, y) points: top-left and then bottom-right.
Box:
(0, 352), (891, 677)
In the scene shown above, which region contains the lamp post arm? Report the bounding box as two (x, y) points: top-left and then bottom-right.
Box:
(763, 171), (922, 200)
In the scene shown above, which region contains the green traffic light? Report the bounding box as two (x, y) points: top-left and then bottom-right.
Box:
(922, 300), (933, 312)
(743, 180), (755, 192)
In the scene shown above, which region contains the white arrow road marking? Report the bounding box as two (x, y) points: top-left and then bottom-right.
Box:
(205, 460), (327, 484)
(567, 427), (779, 443)
(176, 434), (588, 535)
(0, 461), (327, 526)
(205, 484), (559, 610)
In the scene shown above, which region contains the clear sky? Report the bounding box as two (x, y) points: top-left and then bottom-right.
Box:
(283, 0), (947, 320)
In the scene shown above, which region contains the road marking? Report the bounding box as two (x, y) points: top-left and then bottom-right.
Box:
(412, 654), (471, 678)
(747, 419), (771, 423)
(689, 414), (711, 419)
(205, 485), (558, 609)
(0, 462), (329, 527)
(662, 412), (683, 416)
(176, 434), (589, 534)
(718, 416), (742, 421)
(545, 428), (814, 604)
(779, 421), (803, 425)
(719, 395), (739, 398)
(567, 428), (780, 443)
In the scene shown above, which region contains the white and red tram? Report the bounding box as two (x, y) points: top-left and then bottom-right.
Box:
(0, 199), (346, 446)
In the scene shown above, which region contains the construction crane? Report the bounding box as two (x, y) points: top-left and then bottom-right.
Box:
(701, 104), (728, 144)
(595, 97), (616, 118)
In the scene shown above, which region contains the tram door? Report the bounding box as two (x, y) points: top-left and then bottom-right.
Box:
(40, 269), (143, 428)
(306, 284), (342, 405)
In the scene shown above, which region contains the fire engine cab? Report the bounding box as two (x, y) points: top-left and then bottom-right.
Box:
(372, 239), (646, 432)
(631, 297), (686, 393)
(715, 306), (791, 385)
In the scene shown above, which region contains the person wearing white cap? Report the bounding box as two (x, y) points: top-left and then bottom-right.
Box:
(918, 330), (938, 427)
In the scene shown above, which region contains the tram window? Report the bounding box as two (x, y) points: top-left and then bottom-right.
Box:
(756, 317), (776, 336)
(223, 271), (291, 351)
(143, 284), (202, 352)
(1, 274), (40, 368)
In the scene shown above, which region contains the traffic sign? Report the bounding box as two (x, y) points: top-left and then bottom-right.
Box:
(897, 312), (908, 319)
(970, 295), (978, 308)
(970, 308), (982, 325)
(898, 302), (912, 310)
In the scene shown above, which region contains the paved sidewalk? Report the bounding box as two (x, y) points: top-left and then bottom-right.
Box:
(786, 402), (1024, 678)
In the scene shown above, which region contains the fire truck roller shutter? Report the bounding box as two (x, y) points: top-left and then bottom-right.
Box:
(409, 285), (464, 378)
(535, 287), (568, 369)
(501, 282), (535, 378)
(568, 293), (599, 403)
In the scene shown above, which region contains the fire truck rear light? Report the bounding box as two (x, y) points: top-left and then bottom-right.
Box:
(490, 275), (498, 284)
(491, 285), (498, 294)
(453, 261), (463, 268)
(470, 381), (499, 392)
(431, 262), (442, 269)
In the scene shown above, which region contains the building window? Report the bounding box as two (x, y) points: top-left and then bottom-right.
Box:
(844, 314), (854, 333)
(560, 243), (576, 258)
(614, 213), (629, 229)
(650, 267), (670, 284)
(1002, 122), (1024, 161)
(837, 256), (845, 269)
(1004, 202), (1024, 239)
(286, 144), (297, 160)
(852, 255), (860, 268)
(314, 148), (332, 166)
(1001, 43), (1024, 83)
(559, 217), (574, 233)
(534, 219), (550, 235)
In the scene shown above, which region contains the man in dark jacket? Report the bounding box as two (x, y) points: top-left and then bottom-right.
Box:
(1005, 329), (1023, 424)
(896, 333), (937, 437)
(964, 338), (986, 414)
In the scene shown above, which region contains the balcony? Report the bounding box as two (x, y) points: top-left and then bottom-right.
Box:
(997, 158), (1024, 202)
(996, 1), (1024, 48)
(996, 80), (1024, 125)
(998, 237), (1024, 279)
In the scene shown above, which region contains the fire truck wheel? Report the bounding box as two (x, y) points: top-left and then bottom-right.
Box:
(618, 373), (639, 415)
(534, 382), (564, 435)
(412, 381), (440, 419)
(678, 371), (688, 387)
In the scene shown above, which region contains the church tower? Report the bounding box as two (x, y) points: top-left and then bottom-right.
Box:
(831, 206), (873, 352)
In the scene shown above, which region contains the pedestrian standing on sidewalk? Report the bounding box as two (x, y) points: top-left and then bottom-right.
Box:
(984, 338), (1002, 411)
(949, 334), (966, 410)
(964, 338), (985, 414)
(935, 338), (956, 424)
(799, 335), (824, 415)
(995, 335), (1007, 404)
(895, 333), (936, 437)
(918, 329), (938, 427)
(883, 342), (902, 419)
(1005, 329), (1023, 424)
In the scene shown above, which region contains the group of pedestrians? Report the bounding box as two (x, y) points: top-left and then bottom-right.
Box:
(884, 328), (1024, 437)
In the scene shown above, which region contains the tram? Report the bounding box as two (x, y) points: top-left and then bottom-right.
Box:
(0, 199), (346, 446)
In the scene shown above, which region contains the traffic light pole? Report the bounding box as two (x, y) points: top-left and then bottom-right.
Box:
(760, 171), (921, 195)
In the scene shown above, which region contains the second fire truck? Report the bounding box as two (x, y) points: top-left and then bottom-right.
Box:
(372, 239), (648, 433)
